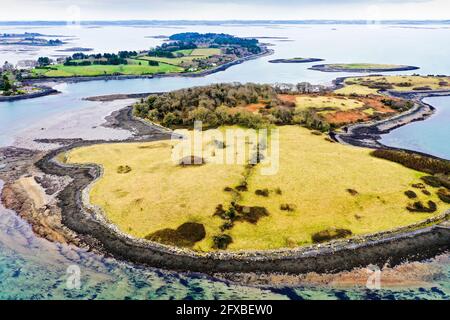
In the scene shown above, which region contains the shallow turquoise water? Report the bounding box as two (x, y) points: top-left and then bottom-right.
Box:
(0, 24), (449, 299)
(1, 194), (448, 300)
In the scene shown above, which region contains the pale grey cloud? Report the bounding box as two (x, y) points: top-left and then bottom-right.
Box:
(0, 0), (448, 21)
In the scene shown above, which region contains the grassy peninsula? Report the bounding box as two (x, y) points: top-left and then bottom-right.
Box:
(65, 125), (448, 252)
(28, 33), (266, 78)
(62, 81), (450, 252)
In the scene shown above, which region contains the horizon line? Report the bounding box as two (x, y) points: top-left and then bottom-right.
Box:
(0, 19), (449, 23)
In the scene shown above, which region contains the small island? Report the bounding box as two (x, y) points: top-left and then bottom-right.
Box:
(268, 57), (324, 64)
(0, 32), (66, 47)
(309, 63), (420, 73)
(56, 47), (94, 52)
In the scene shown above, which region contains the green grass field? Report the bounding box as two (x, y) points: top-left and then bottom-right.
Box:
(65, 126), (448, 252)
(31, 62), (183, 77)
(138, 48), (222, 66)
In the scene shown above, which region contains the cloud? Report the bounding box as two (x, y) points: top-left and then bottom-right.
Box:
(0, 0), (448, 20)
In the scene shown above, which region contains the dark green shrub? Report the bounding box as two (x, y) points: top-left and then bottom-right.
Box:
(371, 149), (450, 175)
(235, 206), (269, 224)
(235, 182), (248, 192)
(145, 222), (206, 247)
(311, 228), (352, 244)
(220, 221), (234, 231)
(255, 189), (269, 197)
(404, 190), (417, 199)
(213, 234), (233, 249)
(406, 200), (437, 213)
(421, 176), (442, 188)
(117, 165), (132, 174)
(214, 204), (226, 218)
(437, 189), (450, 203)
(280, 203), (297, 212)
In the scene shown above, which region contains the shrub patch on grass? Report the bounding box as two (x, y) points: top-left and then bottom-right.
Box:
(371, 149), (450, 175)
(145, 222), (206, 247)
(311, 228), (353, 244)
(404, 190), (417, 199)
(421, 176), (442, 188)
(406, 201), (437, 213)
(117, 165), (132, 174)
(437, 189), (450, 203)
(213, 234), (233, 250)
(234, 205), (270, 224)
(280, 203), (297, 212)
(255, 188), (270, 197)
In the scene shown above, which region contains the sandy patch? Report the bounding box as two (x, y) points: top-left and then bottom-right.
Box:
(18, 176), (46, 210)
(12, 99), (136, 151)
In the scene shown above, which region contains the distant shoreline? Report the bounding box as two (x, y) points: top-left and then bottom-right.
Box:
(23, 47), (274, 85)
(1, 20), (449, 26)
(0, 87), (59, 102)
(268, 58), (324, 64)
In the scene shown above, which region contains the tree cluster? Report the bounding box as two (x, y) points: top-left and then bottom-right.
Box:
(133, 83), (333, 131)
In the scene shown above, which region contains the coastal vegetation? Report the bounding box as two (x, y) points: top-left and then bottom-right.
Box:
(133, 83), (413, 131)
(0, 63), (43, 97)
(64, 126), (449, 252)
(28, 33), (265, 78)
(335, 75), (450, 95)
(310, 63), (419, 73)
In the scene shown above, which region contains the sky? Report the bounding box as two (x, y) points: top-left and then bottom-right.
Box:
(0, 0), (449, 21)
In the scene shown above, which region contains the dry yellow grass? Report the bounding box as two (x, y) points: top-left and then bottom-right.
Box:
(65, 126), (448, 251)
(335, 75), (450, 95)
(295, 96), (365, 113)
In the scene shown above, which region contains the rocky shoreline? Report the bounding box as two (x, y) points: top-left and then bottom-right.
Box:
(0, 87), (59, 102)
(1, 81), (449, 275)
(333, 84), (450, 158)
(9, 102), (445, 274)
